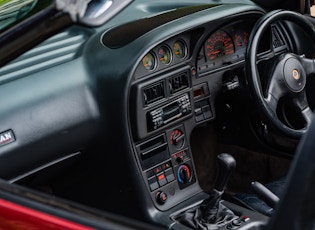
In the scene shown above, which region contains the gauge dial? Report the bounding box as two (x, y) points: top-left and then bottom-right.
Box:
(158, 46), (172, 64)
(142, 52), (156, 70)
(173, 40), (187, 58)
(234, 31), (249, 48)
(205, 30), (235, 60)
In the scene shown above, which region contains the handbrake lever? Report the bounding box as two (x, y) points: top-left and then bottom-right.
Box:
(251, 181), (280, 209)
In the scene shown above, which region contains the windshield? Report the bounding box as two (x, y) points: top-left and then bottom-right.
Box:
(0, 0), (52, 31)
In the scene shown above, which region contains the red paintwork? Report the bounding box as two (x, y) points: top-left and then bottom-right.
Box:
(0, 198), (94, 229)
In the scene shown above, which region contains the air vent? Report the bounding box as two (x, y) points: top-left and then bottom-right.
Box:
(0, 30), (87, 81)
(143, 81), (165, 105)
(169, 72), (189, 95)
(271, 25), (284, 48)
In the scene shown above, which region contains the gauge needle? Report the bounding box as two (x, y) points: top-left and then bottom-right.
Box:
(211, 50), (220, 55)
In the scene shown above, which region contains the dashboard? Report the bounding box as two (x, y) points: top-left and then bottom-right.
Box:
(114, 3), (293, 215)
(127, 14), (270, 211)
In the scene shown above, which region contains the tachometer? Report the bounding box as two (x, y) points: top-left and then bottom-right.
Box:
(205, 30), (235, 60)
(234, 31), (249, 49)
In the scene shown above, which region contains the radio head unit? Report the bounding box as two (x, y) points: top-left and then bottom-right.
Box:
(147, 94), (191, 131)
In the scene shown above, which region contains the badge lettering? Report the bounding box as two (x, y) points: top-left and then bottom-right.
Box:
(0, 130), (15, 146)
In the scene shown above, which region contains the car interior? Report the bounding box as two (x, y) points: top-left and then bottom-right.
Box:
(0, 0), (315, 229)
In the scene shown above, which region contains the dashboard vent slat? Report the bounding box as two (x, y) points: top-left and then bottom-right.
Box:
(143, 81), (165, 105)
(271, 25), (284, 48)
(169, 72), (189, 95)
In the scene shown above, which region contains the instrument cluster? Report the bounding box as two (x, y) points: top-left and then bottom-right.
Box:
(135, 20), (256, 79)
(197, 20), (254, 75)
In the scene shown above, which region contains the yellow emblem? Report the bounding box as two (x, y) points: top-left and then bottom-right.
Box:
(292, 69), (300, 80)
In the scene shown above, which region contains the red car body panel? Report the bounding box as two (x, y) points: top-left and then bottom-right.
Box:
(0, 199), (94, 230)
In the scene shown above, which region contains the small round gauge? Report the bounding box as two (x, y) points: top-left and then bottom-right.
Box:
(173, 40), (187, 58)
(142, 52), (156, 70)
(158, 45), (172, 64)
(205, 30), (235, 60)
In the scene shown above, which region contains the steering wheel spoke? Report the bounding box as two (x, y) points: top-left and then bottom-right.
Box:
(265, 59), (287, 98)
(256, 50), (276, 64)
(299, 56), (315, 76)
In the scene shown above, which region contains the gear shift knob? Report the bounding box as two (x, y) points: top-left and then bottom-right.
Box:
(214, 153), (236, 192)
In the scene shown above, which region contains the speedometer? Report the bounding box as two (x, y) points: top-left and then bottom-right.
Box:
(205, 30), (235, 60)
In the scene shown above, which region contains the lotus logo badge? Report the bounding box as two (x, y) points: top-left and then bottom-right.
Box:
(292, 69), (300, 80)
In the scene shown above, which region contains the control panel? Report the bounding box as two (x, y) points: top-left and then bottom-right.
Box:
(131, 66), (193, 140)
(135, 124), (197, 210)
(131, 68), (214, 210)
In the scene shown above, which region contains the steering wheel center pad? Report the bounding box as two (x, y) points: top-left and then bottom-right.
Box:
(283, 57), (306, 92)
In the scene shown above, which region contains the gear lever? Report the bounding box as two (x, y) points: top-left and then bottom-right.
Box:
(214, 153), (236, 192)
(175, 153), (238, 229)
(200, 153), (237, 223)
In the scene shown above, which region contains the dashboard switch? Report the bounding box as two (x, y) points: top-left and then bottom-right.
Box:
(148, 176), (159, 191)
(157, 173), (167, 187)
(156, 191), (168, 205)
(165, 168), (175, 182)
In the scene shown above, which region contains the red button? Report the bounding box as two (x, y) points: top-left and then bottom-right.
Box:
(158, 174), (165, 181)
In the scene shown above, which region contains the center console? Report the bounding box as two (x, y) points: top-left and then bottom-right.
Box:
(130, 66), (204, 211)
(130, 64), (269, 228)
(135, 124), (198, 210)
(129, 26), (269, 227)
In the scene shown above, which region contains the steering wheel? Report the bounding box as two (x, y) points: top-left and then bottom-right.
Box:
(246, 10), (315, 140)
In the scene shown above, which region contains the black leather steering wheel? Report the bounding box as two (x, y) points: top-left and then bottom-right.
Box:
(246, 10), (315, 140)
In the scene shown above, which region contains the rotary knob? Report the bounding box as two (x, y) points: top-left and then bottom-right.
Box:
(170, 129), (185, 148)
(177, 164), (191, 184)
(156, 191), (168, 205)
